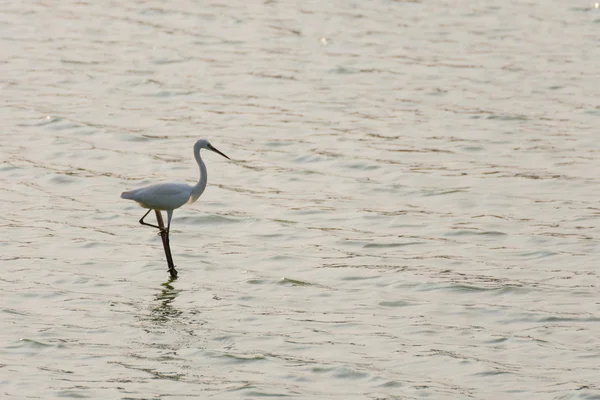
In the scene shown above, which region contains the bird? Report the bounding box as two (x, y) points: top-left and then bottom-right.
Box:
(121, 139), (230, 276)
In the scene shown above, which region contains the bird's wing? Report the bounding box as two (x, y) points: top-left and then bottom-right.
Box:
(144, 183), (190, 197)
(124, 183), (192, 210)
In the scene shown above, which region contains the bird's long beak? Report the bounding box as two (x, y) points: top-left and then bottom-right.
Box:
(208, 144), (230, 160)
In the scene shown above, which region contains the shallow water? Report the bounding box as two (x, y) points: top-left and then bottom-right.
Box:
(2, 1), (600, 399)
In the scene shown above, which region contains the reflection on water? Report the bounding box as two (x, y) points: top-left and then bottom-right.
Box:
(151, 279), (182, 324)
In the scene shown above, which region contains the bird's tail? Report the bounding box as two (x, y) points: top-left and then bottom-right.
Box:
(121, 190), (134, 199)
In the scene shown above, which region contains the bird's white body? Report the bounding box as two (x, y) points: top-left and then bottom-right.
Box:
(121, 139), (229, 230)
(121, 182), (194, 211)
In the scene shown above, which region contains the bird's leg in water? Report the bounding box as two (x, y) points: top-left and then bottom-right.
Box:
(139, 209), (163, 231)
(164, 233), (176, 273)
(154, 210), (178, 278)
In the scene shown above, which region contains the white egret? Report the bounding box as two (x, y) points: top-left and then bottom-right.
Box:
(121, 139), (230, 277)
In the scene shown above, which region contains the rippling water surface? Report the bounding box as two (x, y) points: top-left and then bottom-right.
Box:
(3, 1), (600, 399)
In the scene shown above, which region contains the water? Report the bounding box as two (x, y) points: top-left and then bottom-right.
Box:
(2, 1), (600, 399)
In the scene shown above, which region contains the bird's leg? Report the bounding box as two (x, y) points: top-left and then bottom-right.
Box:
(155, 210), (177, 278)
(164, 231), (177, 278)
(139, 209), (162, 231)
(162, 230), (177, 278)
(164, 223), (177, 278)
(166, 210), (173, 235)
(154, 210), (168, 235)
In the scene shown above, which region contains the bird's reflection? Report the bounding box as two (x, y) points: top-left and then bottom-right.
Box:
(150, 278), (182, 323)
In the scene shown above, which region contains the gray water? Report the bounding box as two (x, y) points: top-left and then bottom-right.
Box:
(2, 1), (600, 399)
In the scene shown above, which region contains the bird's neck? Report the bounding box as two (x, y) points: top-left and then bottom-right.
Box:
(189, 148), (207, 204)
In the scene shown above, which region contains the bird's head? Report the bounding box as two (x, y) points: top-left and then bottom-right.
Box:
(195, 139), (230, 160)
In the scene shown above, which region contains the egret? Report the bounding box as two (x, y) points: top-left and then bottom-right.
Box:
(121, 139), (230, 278)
